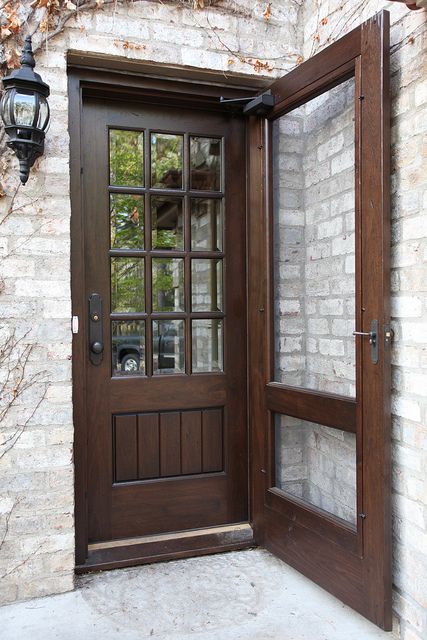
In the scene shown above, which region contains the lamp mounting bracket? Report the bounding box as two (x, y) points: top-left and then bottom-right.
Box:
(219, 90), (275, 116)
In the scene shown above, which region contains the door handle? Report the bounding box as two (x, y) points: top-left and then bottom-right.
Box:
(89, 293), (103, 365)
(353, 319), (378, 364)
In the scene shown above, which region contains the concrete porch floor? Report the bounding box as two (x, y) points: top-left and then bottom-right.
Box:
(0, 548), (395, 640)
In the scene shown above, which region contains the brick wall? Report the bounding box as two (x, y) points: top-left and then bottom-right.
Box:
(274, 77), (357, 525)
(302, 3), (427, 639)
(0, 2), (425, 638)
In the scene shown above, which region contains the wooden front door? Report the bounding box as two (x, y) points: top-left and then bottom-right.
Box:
(249, 12), (392, 630)
(78, 97), (248, 550)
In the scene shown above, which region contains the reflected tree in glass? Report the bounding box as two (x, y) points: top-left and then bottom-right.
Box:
(151, 133), (183, 189)
(111, 258), (145, 313)
(152, 258), (184, 312)
(110, 194), (144, 249)
(109, 129), (144, 187)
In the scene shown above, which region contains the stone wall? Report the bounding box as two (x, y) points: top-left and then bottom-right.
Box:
(0, 2), (426, 639)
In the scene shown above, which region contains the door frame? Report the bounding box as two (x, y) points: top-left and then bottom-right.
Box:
(68, 59), (267, 569)
(248, 12), (391, 630)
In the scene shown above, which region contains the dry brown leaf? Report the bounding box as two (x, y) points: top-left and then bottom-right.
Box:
(263, 2), (271, 22)
(320, 17), (328, 26)
(5, 47), (21, 69)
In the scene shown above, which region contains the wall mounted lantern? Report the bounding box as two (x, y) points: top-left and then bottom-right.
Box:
(0, 36), (50, 185)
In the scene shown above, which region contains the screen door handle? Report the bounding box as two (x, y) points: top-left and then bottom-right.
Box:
(353, 319), (378, 364)
(89, 293), (103, 365)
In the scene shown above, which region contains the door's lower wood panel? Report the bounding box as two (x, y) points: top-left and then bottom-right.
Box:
(263, 506), (365, 617)
(110, 474), (234, 539)
(114, 408), (223, 483)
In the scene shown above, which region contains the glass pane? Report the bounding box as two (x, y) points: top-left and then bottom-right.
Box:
(191, 259), (223, 312)
(111, 258), (144, 313)
(37, 96), (49, 130)
(109, 129), (144, 187)
(151, 133), (183, 189)
(191, 199), (223, 251)
(153, 320), (185, 374)
(152, 258), (184, 312)
(273, 78), (356, 397)
(151, 197), (183, 250)
(275, 414), (356, 525)
(112, 320), (145, 376)
(192, 319), (223, 373)
(1, 91), (11, 126)
(190, 137), (221, 191)
(13, 91), (36, 126)
(110, 194), (144, 249)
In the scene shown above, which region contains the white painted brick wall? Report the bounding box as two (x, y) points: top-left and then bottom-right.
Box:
(0, 3), (426, 638)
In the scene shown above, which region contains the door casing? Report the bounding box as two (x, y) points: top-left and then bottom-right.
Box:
(69, 61), (267, 568)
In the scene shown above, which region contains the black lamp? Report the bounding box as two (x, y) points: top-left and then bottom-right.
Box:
(0, 36), (50, 185)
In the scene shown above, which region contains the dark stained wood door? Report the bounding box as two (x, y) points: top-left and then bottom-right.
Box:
(81, 98), (247, 543)
(249, 12), (392, 630)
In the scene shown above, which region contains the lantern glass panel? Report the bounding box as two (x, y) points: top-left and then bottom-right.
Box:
(13, 91), (36, 126)
(0, 90), (12, 127)
(37, 96), (49, 130)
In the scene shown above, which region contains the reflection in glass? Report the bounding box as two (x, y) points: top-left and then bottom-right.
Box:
(151, 133), (183, 189)
(37, 96), (49, 130)
(273, 78), (355, 397)
(151, 197), (183, 250)
(152, 258), (184, 312)
(153, 320), (185, 374)
(110, 194), (144, 249)
(190, 137), (221, 191)
(13, 92), (36, 126)
(111, 257), (144, 313)
(191, 199), (223, 251)
(191, 259), (223, 312)
(275, 413), (356, 525)
(109, 129), (144, 187)
(112, 320), (145, 375)
(192, 319), (223, 373)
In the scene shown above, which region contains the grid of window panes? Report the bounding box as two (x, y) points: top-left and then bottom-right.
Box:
(109, 128), (224, 376)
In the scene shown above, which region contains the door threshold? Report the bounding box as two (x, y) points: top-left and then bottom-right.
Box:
(76, 523), (255, 573)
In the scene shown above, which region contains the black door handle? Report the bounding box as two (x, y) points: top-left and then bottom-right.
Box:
(89, 293), (103, 365)
(91, 341), (104, 354)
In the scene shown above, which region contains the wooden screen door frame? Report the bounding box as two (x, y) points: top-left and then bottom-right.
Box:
(248, 11), (392, 631)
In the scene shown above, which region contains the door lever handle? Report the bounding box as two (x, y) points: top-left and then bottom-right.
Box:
(353, 320), (378, 364)
(353, 330), (376, 344)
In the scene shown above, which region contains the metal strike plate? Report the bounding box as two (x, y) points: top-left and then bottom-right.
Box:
(89, 293), (103, 366)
